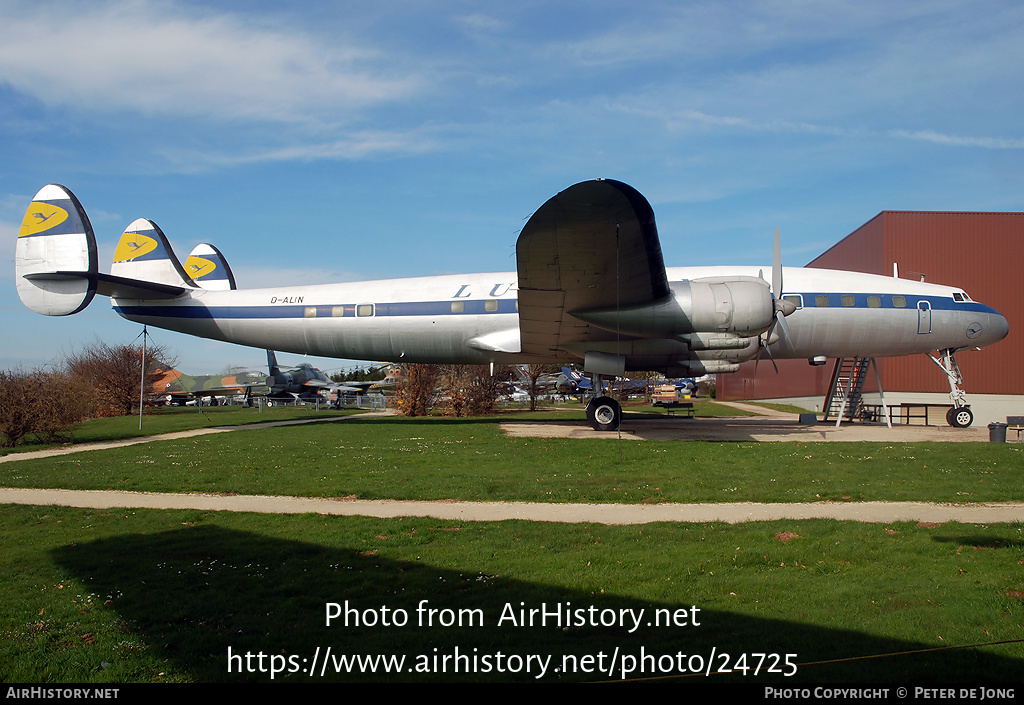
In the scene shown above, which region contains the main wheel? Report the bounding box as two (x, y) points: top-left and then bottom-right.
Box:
(948, 406), (973, 428)
(586, 396), (621, 431)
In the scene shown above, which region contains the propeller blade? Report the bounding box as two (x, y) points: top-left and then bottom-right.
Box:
(765, 339), (779, 373)
(757, 226), (789, 374)
(772, 226), (782, 299)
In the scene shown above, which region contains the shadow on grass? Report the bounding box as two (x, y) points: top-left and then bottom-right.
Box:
(52, 525), (1023, 683)
(932, 534), (1024, 550)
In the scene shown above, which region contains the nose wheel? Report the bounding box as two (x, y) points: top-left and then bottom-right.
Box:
(946, 406), (974, 428)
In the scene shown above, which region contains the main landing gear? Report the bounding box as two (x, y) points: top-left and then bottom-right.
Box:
(928, 348), (973, 428)
(586, 396), (622, 432)
(578, 360), (627, 432)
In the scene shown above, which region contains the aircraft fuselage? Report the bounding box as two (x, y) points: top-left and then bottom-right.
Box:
(111, 266), (1008, 374)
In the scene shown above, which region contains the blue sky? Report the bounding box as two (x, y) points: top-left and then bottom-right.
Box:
(2, 0), (1022, 375)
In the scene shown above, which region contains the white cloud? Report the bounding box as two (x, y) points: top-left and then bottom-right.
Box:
(0, 0), (421, 123)
(889, 130), (1024, 150)
(156, 129), (442, 171)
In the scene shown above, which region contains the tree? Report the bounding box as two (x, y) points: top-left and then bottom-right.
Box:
(395, 364), (506, 417)
(394, 364), (441, 417)
(0, 368), (92, 447)
(521, 364), (561, 411)
(437, 364), (505, 417)
(64, 340), (175, 416)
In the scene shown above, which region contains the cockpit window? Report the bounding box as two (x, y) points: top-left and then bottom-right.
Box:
(952, 293), (965, 302)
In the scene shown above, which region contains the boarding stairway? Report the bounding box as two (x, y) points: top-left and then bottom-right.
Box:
(822, 357), (872, 425)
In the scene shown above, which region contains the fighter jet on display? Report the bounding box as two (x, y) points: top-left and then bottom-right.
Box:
(15, 180), (1008, 430)
(265, 350), (362, 400)
(152, 365), (270, 405)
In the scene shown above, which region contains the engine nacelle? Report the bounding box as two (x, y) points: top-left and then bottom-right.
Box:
(570, 276), (775, 338)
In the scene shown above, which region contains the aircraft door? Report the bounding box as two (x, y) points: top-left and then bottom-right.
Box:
(917, 300), (932, 334)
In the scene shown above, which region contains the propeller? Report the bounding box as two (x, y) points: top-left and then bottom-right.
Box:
(756, 227), (796, 373)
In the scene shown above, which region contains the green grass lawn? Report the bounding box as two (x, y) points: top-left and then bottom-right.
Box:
(1, 505), (1021, 683)
(2, 409), (1022, 682)
(0, 404), (365, 454)
(2, 413), (1021, 504)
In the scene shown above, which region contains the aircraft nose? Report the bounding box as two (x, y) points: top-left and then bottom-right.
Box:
(990, 310), (1010, 344)
(973, 307), (1009, 348)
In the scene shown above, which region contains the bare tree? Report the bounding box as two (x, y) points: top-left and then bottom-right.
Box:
(438, 364), (505, 417)
(522, 364), (561, 411)
(395, 364), (505, 417)
(0, 368), (92, 447)
(0, 370), (37, 446)
(394, 364), (441, 417)
(64, 340), (175, 416)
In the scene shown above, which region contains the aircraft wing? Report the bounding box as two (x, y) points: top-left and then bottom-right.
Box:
(301, 379), (362, 393)
(516, 179), (670, 359)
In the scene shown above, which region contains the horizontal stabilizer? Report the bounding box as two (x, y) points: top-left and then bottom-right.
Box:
(111, 218), (196, 289)
(16, 184), (98, 315)
(95, 272), (186, 299)
(22, 271), (185, 300)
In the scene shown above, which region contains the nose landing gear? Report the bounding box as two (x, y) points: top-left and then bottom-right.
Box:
(929, 349), (973, 427)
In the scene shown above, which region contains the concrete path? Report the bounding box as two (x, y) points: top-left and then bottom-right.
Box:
(3, 488), (1023, 525)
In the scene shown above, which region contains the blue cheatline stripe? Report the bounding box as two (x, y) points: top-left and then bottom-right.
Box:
(113, 298), (520, 319)
(112, 293), (994, 320)
(790, 293), (997, 314)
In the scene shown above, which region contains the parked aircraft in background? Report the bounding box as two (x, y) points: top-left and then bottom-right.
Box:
(555, 366), (593, 395)
(265, 350), (363, 400)
(16, 180), (1008, 430)
(152, 365), (270, 405)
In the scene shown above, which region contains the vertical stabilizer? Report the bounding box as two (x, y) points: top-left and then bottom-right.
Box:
(16, 184), (98, 315)
(185, 243), (236, 290)
(267, 350), (282, 376)
(111, 218), (196, 288)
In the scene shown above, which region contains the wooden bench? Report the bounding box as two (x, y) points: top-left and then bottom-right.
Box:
(1007, 416), (1024, 440)
(655, 401), (695, 418)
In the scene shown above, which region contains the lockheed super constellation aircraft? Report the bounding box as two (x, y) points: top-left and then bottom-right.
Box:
(15, 180), (1008, 430)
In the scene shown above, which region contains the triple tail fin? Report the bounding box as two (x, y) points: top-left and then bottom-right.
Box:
(111, 218), (197, 289)
(185, 243), (237, 290)
(16, 184), (98, 315)
(15, 185), (190, 315)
